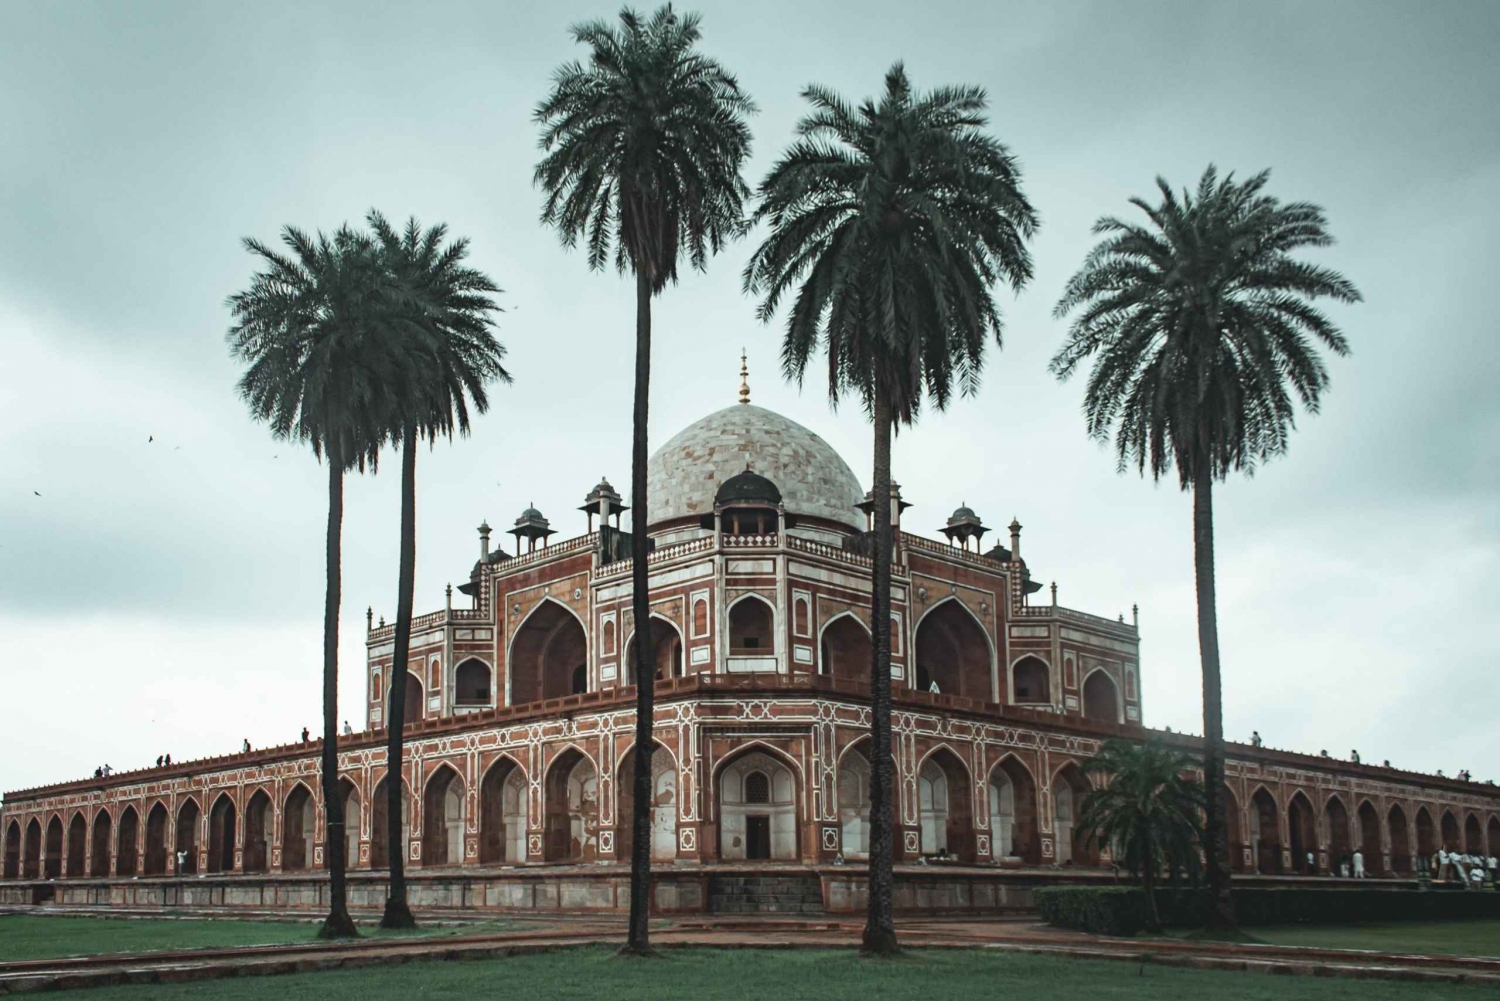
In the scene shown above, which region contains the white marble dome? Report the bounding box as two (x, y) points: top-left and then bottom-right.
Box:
(646, 404), (865, 532)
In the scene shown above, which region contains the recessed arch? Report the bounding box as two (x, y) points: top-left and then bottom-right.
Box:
(1051, 761), (1097, 866)
(988, 752), (1040, 863)
(1287, 790), (1316, 874)
(913, 596), (995, 701)
(836, 738), (873, 857)
(616, 741), (680, 862)
(335, 777), (360, 871)
(42, 814), (64, 880)
(1356, 799), (1383, 874)
(1388, 803), (1412, 874)
(479, 753), (528, 864)
(453, 657), (495, 707)
(1249, 785), (1280, 874)
(371, 774), (412, 869)
(116, 806), (140, 877)
(727, 593), (776, 656)
(1415, 806), (1437, 858)
(716, 744), (800, 861)
(1440, 808), (1461, 851)
(89, 809), (112, 877)
(1487, 815), (1500, 857)
(1325, 794), (1352, 871)
(243, 789), (271, 873)
(281, 783), (316, 872)
(174, 797), (201, 875)
(508, 596), (589, 704)
(143, 802), (169, 875)
(1222, 784), (1245, 873)
(626, 614), (685, 685)
(3, 820), (21, 880)
(65, 811), (87, 878)
(1464, 812), (1484, 855)
(207, 793), (237, 874)
(1010, 654), (1051, 705)
(543, 745), (599, 861)
(422, 764), (466, 866)
(819, 611), (872, 682)
(1081, 667), (1122, 723)
(23, 818), (42, 880)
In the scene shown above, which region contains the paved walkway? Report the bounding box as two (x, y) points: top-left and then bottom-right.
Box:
(2, 911), (1498, 994)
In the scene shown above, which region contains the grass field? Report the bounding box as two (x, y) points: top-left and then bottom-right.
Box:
(1253, 919), (1500, 958)
(0, 914), (526, 962)
(26, 945), (1500, 1001)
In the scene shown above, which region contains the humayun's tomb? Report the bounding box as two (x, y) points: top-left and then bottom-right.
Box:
(4, 379), (1499, 914)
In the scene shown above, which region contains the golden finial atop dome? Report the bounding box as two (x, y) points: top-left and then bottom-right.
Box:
(738, 348), (750, 405)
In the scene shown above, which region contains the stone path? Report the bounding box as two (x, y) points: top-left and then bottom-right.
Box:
(2, 911), (1498, 994)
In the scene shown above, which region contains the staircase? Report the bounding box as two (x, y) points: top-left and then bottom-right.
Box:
(708, 873), (825, 914)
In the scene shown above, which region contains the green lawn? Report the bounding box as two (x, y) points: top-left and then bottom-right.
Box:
(34, 947), (1500, 1001)
(1254, 919), (1500, 958)
(0, 915), (526, 962)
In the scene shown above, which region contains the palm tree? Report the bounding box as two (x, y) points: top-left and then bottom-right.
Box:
(1075, 739), (1205, 931)
(745, 63), (1037, 956)
(367, 211), (507, 930)
(1051, 167), (1361, 928)
(533, 4), (752, 956)
(226, 224), (398, 939)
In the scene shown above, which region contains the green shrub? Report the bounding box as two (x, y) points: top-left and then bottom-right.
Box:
(1033, 886), (1151, 936)
(1037, 885), (1500, 934)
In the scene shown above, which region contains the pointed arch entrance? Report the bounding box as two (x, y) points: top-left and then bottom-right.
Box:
(989, 756), (1040, 863)
(1011, 656), (1051, 705)
(1388, 805), (1412, 874)
(1287, 792), (1315, 873)
(479, 756), (528, 864)
(43, 816), (62, 879)
(1416, 807), (1437, 859)
(919, 748), (976, 860)
(627, 618), (684, 684)
(144, 804), (168, 875)
(617, 745), (679, 862)
(90, 811), (112, 877)
(510, 599), (588, 704)
(1441, 810), (1461, 851)
(243, 791), (270, 874)
(1465, 814), (1484, 855)
(1053, 763), (1097, 866)
(1223, 786), (1245, 873)
(1325, 796), (1352, 871)
(338, 778), (360, 869)
(23, 820), (41, 880)
(1250, 787), (1280, 873)
(914, 600), (993, 700)
(282, 785), (314, 871)
(1357, 800), (1383, 874)
(3, 821), (19, 879)
(1490, 816), (1500, 857)
(422, 766), (466, 866)
(175, 799), (200, 875)
(821, 614), (872, 682)
(66, 813), (86, 877)
(117, 807), (140, 877)
(371, 776), (410, 869)
(208, 795), (236, 874)
(1082, 669), (1121, 723)
(544, 747), (599, 862)
(718, 748), (799, 861)
(838, 742), (873, 857)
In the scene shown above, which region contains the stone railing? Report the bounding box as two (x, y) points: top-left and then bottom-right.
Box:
(721, 533), (778, 548)
(502, 531), (598, 570)
(598, 534), (715, 579)
(784, 535), (873, 569)
(900, 531), (1007, 571)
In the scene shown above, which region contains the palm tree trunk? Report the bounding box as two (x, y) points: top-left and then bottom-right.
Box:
(381, 422), (419, 930)
(623, 266), (656, 956)
(318, 440), (357, 939)
(1193, 464), (1235, 929)
(1141, 830), (1161, 932)
(861, 380), (899, 957)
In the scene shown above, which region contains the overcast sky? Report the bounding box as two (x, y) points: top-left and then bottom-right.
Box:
(2, 0), (1496, 795)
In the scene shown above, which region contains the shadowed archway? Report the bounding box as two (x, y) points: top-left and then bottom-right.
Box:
(989, 756), (1040, 863)
(243, 791), (270, 874)
(820, 614), (872, 682)
(479, 756), (527, 864)
(90, 810), (112, 877)
(1287, 792), (1316, 873)
(914, 600), (992, 700)
(422, 766), (466, 866)
(510, 600), (588, 704)
(117, 807), (140, 877)
(919, 748), (976, 861)
(208, 795), (236, 874)
(65, 813), (86, 878)
(1388, 804), (1412, 874)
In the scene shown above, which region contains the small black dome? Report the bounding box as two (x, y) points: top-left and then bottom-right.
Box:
(715, 469), (782, 507)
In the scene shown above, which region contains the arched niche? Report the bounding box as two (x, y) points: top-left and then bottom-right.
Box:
(1287, 792), (1316, 873)
(821, 614), (872, 682)
(175, 799), (200, 875)
(243, 791), (271, 873)
(616, 745), (679, 862)
(913, 600), (992, 700)
(543, 747), (599, 862)
(371, 775), (411, 869)
(3, 820), (21, 880)
(338, 778), (360, 870)
(43, 816), (63, 880)
(1052, 763), (1096, 866)
(23, 819), (42, 880)
(1325, 795), (1352, 868)
(510, 600), (588, 704)
(1440, 809), (1461, 851)
(90, 810), (112, 877)
(1082, 669), (1121, 723)
(1356, 800), (1383, 874)
(1465, 813), (1484, 855)
(1388, 804), (1412, 874)
(627, 617), (684, 685)
(479, 756), (528, 864)
(728, 596), (775, 655)
(718, 748), (799, 861)
(1011, 656), (1050, 705)
(837, 742), (872, 857)
(1249, 787), (1280, 873)
(144, 804), (168, 876)
(454, 659), (494, 707)
(281, 785), (315, 872)
(422, 766), (465, 866)
(1415, 807), (1436, 858)
(918, 747), (975, 861)
(117, 807), (140, 877)
(65, 812), (86, 878)
(208, 794), (237, 874)
(989, 756), (1040, 863)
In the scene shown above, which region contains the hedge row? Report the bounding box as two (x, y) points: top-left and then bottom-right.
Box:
(1035, 885), (1500, 936)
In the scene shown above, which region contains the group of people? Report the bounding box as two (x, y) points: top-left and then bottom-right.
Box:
(1422, 849), (1498, 889)
(1319, 850), (1370, 878)
(90, 764), (113, 778)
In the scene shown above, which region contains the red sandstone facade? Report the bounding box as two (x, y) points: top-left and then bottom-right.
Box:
(4, 399), (1498, 898)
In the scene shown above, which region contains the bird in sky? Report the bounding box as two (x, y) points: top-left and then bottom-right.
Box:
(33, 491), (40, 497)
(148, 435), (153, 442)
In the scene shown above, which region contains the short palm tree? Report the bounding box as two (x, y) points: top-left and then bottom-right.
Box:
(226, 224), (397, 939)
(533, 3), (753, 955)
(1075, 739), (1206, 931)
(1051, 167), (1360, 928)
(745, 63), (1037, 956)
(367, 211), (507, 930)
